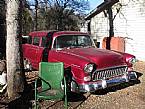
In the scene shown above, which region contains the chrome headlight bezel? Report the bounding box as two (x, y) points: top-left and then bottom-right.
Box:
(128, 57), (137, 64)
(84, 63), (94, 73)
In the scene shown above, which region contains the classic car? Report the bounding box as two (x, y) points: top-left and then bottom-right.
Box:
(22, 30), (137, 92)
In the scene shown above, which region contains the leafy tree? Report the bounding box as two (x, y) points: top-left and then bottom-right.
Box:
(22, 8), (33, 35)
(44, 5), (80, 30)
(27, 0), (90, 31)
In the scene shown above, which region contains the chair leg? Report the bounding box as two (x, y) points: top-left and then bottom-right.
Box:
(35, 100), (37, 109)
(64, 78), (68, 109)
(35, 80), (38, 109)
(35, 95), (37, 109)
(64, 95), (68, 109)
(34, 99), (40, 109)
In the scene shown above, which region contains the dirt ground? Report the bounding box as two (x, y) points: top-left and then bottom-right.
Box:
(0, 61), (145, 109)
(77, 61), (145, 109)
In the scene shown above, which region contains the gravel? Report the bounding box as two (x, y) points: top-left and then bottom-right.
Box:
(36, 61), (145, 109)
(77, 61), (145, 109)
(1, 61), (145, 109)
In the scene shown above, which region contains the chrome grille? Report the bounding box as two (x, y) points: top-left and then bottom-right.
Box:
(92, 66), (128, 80)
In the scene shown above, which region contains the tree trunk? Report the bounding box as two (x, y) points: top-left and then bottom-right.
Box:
(34, 0), (38, 31)
(6, 0), (25, 98)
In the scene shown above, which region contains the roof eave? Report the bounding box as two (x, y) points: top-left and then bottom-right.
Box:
(85, 0), (119, 20)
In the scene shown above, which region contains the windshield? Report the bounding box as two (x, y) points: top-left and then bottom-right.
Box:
(53, 35), (94, 49)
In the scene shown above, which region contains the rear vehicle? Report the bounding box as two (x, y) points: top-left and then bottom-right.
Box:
(22, 31), (137, 92)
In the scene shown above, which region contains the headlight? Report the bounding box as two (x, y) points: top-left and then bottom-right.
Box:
(84, 64), (94, 73)
(129, 57), (136, 64)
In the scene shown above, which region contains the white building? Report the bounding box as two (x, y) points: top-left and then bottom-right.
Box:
(83, 0), (145, 61)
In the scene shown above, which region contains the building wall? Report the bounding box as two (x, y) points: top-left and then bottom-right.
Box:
(84, 0), (145, 61)
(90, 12), (108, 48)
(113, 0), (145, 61)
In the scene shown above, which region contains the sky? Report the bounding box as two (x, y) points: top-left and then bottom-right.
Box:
(28, 0), (103, 13)
(89, 0), (103, 10)
(86, 0), (103, 13)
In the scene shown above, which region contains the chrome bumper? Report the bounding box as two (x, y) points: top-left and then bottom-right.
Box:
(71, 71), (137, 92)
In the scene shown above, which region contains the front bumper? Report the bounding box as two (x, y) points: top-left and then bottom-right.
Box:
(71, 71), (137, 92)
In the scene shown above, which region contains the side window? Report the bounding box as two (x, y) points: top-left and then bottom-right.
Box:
(27, 36), (32, 44)
(22, 36), (32, 44)
(33, 37), (40, 46)
(41, 37), (47, 47)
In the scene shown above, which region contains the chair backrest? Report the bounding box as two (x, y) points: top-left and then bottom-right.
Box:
(39, 62), (64, 90)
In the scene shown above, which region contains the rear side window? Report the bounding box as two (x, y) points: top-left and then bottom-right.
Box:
(27, 36), (32, 44)
(33, 37), (40, 46)
(41, 37), (47, 47)
(22, 36), (32, 44)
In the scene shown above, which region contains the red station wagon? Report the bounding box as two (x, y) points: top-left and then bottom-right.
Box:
(22, 30), (137, 92)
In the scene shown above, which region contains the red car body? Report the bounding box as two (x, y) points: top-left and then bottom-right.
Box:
(22, 31), (137, 92)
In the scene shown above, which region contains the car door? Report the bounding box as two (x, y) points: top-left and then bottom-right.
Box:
(29, 36), (41, 69)
(35, 36), (48, 68)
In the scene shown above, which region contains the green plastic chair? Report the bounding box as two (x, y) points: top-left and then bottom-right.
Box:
(35, 62), (67, 109)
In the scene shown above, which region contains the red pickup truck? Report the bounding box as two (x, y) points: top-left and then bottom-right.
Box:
(22, 30), (137, 92)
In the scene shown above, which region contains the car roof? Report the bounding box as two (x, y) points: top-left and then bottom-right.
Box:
(53, 31), (88, 36)
(28, 30), (57, 37)
(28, 30), (89, 38)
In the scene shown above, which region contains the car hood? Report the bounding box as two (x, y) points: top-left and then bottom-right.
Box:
(59, 47), (126, 69)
